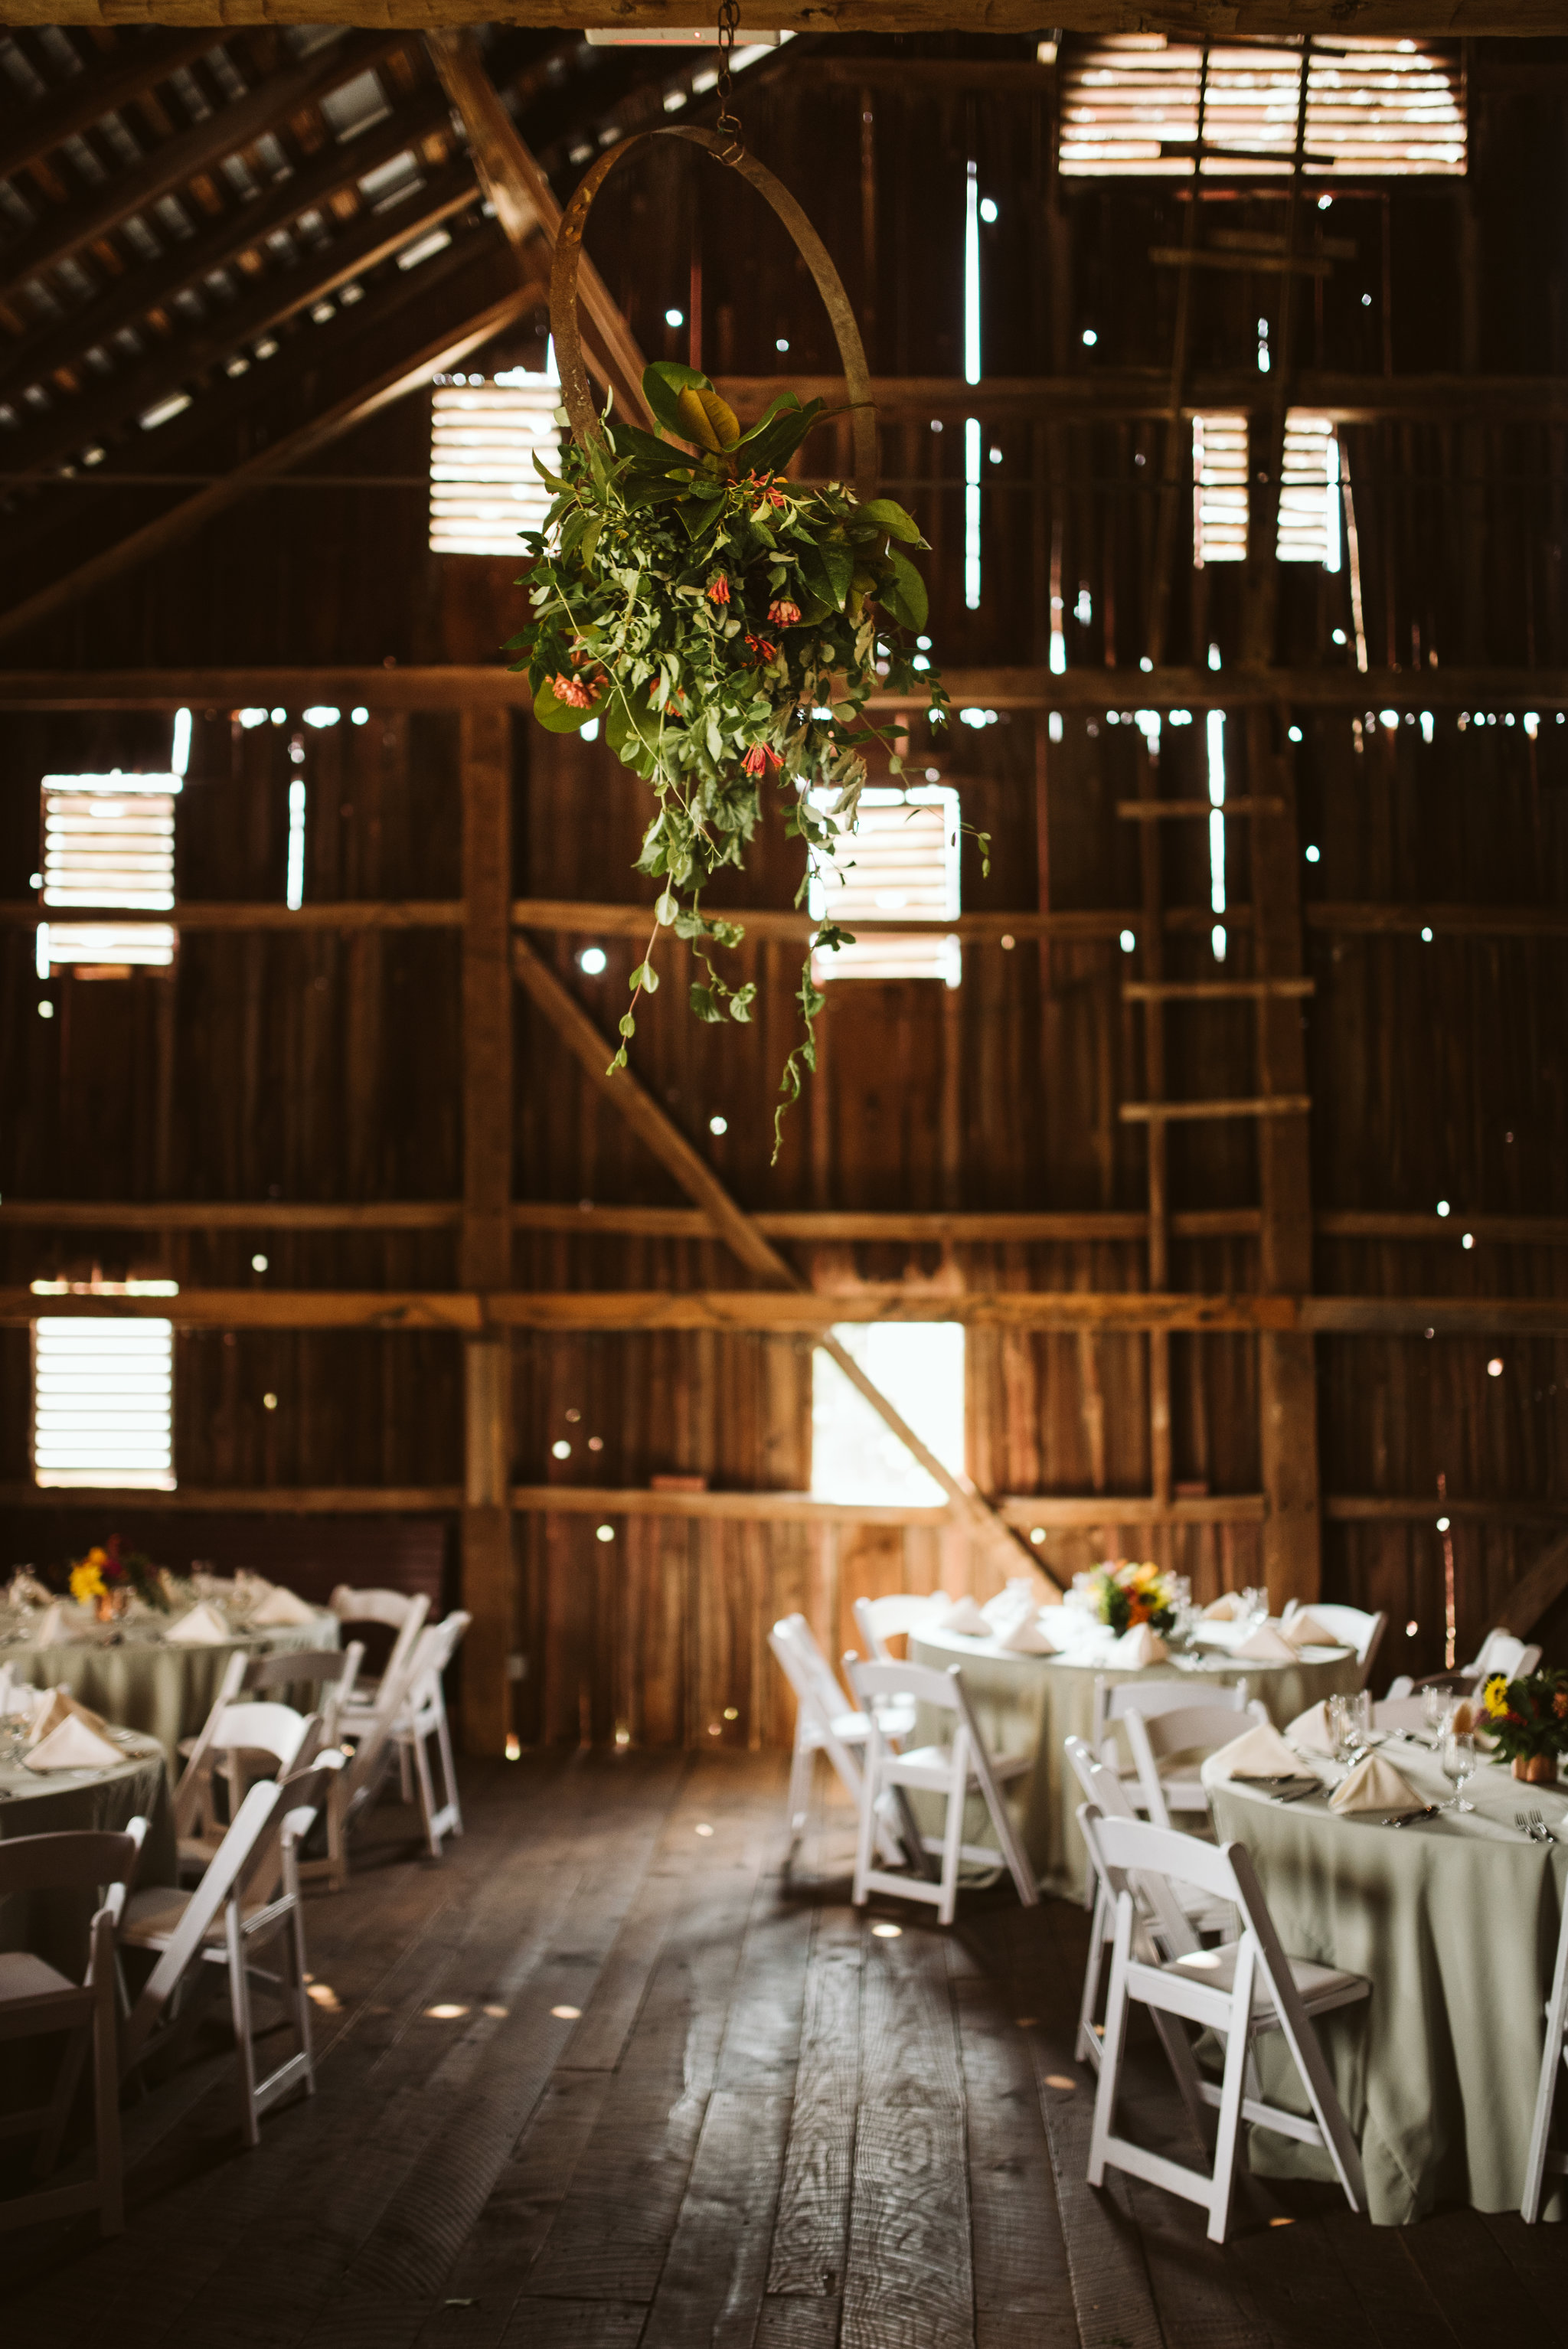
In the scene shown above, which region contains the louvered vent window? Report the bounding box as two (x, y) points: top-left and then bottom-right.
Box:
(810, 786), (962, 987)
(430, 370), (560, 555)
(39, 772), (179, 976)
(32, 1317), (175, 1491)
(1276, 412), (1341, 568)
(1193, 413), (1249, 566)
(1060, 37), (1465, 178)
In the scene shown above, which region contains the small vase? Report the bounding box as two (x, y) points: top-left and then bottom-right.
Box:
(1512, 1754), (1558, 1786)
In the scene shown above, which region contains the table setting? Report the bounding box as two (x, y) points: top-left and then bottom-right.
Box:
(1202, 1672), (1568, 2221)
(1, 1550), (338, 1766)
(908, 1564), (1365, 1893)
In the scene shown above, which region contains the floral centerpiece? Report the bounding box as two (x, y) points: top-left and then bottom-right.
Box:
(511, 360), (964, 1152)
(1481, 1665), (1568, 1782)
(64, 1535), (168, 1619)
(1073, 1560), (1179, 1638)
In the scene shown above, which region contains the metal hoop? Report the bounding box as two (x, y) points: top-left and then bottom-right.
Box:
(548, 125), (877, 503)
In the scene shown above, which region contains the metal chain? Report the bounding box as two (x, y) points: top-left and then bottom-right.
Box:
(714, 0), (743, 153)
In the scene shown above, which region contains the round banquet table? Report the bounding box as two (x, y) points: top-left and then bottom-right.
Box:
(0, 1606), (340, 1768)
(0, 1729), (175, 1971)
(1206, 1734), (1568, 2224)
(910, 1621), (1364, 1897)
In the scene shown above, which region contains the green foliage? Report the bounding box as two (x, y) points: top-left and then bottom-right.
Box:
(510, 363), (959, 1156)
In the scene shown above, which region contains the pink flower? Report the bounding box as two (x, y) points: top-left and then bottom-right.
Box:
(707, 575), (731, 606)
(746, 471), (788, 509)
(767, 597), (802, 627)
(551, 672), (599, 710)
(742, 743), (782, 777)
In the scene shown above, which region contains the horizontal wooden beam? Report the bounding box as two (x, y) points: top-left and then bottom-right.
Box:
(1305, 903), (1568, 939)
(1325, 1496), (1568, 1524)
(714, 372), (1568, 425)
(1116, 799), (1282, 821)
(5, 665), (1568, 713)
(0, 1484), (461, 1512)
(7, 1288), (1568, 1334)
(508, 1484), (952, 1527)
(1120, 1096), (1312, 1123)
(13, 902), (463, 931)
(1124, 979), (1315, 1001)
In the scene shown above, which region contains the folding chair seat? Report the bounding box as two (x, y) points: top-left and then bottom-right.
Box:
(0, 1820), (148, 2237)
(172, 1699), (323, 1882)
(846, 1656), (1037, 1926)
(390, 1612), (470, 1858)
(330, 1588), (431, 1740)
(121, 1753), (345, 2147)
(768, 1612), (906, 1863)
(1063, 1735), (1232, 2069)
(1080, 1804), (1370, 2243)
(1122, 1697), (1269, 1831)
(1280, 1600), (1387, 1688)
(239, 1642), (364, 1743)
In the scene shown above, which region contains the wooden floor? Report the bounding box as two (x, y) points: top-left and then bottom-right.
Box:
(8, 1750), (1568, 2348)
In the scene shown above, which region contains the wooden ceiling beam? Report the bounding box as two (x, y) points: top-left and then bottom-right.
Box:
(0, 28), (411, 312)
(0, 83), (457, 400)
(0, 28), (224, 185)
(710, 373), (1568, 423)
(0, 159), (482, 482)
(0, 6), (1558, 34)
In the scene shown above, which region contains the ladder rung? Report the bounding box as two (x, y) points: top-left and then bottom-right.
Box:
(1122, 978), (1315, 1001)
(1116, 798), (1285, 821)
(1120, 1095), (1312, 1123)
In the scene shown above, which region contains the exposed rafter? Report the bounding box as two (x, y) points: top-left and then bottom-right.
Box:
(0, 27), (224, 186)
(0, 7), (1560, 37)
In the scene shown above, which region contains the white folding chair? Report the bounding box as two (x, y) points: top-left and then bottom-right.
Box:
(1281, 1600), (1387, 1687)
(1387, 1625), (1540, 1702)
(122, 1753), (345, 2148)
(331, 1587), (430, 1736)
(240, 1642), (364, 1744)
(309, 1630), (431, 1890)
(1122, 1697), (1269, 1832)
(391, 1612), (470, 1859)
(1083, 1677), (1252, 1898)
(769, 1613), (904, 1863)
(1524, 1887), (1568, 2222)
(0, 1821), (148, 2237)
(851, 1593), (938, 1663)
(1082, 1805), (1370, 2244)
(846, 1656), (1037, 1926)
(172, 1700), (323, 1882)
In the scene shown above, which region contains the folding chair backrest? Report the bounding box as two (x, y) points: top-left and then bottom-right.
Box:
(770, 1614), (854, 1726)
(0, 1822), (145, 1910)
(122, 1778), (291, 2072)
(1127, 1700), (1267, 1766)
(1063, 1733), (1139, 1820)
(851, 1593), (935, 1662)
(174, 1649), (249, 1827)
(329, 1584), (416, 1629)
(204, 1700), (318, 1772)
(410, 1609), (471, 1698)
(1086, 1805), (1241, 1916)
(241, 1645), (360, 1697)
(1093, 1673), (1247, 1759)
(242, 1749), (349, 1905)
(1470, 1629), (1540, 1684)
(1285, 1600), (1387, 1671)
(844, 1654), (963, 1719)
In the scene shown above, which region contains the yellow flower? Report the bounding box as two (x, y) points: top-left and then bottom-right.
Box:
(70, 1559), (106, 1606)
(1482, 1671), (1510, 1720)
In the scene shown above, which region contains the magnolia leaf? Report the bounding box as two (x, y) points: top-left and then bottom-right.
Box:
(643, 359), (711, 436)
(880, 545), (929, 632)
(732, 390), (803, 447)
(676, 386), (740, 453)
(533, 679), (598, 734)
(860, 496), (924, 544)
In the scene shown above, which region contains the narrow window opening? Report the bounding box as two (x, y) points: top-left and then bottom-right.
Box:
(430, 367), (562, 556)
(810, 786), (962, 986)
(32, 1312), (175, 1490)
(39, 769), (180, 977)
(812, 1323), (965, 1504)
(1192, 413), (1248, 566)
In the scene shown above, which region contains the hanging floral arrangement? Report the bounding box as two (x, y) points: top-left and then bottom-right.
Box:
(508, 123), (975, 1155)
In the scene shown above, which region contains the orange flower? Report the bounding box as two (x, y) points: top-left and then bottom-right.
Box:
(768, 597), (802, 626)
(551, 673), (600, 710)
(707, 575), (731, 606)
(746, 634), (779, 665)
(742, 743), (782, 777)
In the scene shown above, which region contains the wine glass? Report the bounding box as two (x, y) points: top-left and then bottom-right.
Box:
(1328, 1694), (1360, 1769)
(1241, 1584), (1269, 1631)
(1423, 1684), (1455, 1741)
(1441, 1729), (1478, 1813)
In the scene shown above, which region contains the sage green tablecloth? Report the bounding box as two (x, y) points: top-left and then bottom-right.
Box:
(0, 1609), (339, 1767)
(0, 1731), (175, 1971)
(1206, 1738), (1568, 2223)
(910, 1625), (1364, 1896)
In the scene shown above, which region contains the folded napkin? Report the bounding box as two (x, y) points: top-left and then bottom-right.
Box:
(998, 1612), (1060, 1655)
(1208, 1720), (1305, 1781)
(28, 1686), (108, 1743)
(1282, 1611), (1338, 1650)
(1328, 1752), (1423, 1816)
(1233, 1622), (1298, 1664)
(1202, 1593), (1243, 1621)
(24, 1714), (122, 1772)
(234, 1569), (276, 1603)
(7, 1569), (53, 1609)
(31, 1601), (90, 1647)
(166, 1601), (232, 1646)
(1287, 1700), (1337, 1757)
(1113, 1623), (1168, 1668)
(249, 1585), (317, 1628)
(933, 1594), (991, 1638)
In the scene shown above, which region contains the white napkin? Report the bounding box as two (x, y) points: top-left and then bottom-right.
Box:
(166, 1601), (233, 1646)
(1113, 1623), (1168, 1668)
(28, 1686), (108, 1743)
(24, 1714), (122, 1772)
(248, 1586), (317, 1628)
(1287, 1700), (1337, 1757)
(1209, 1720), (1305, 1780)
(933, 1594), (991, 1638)
(998, 1612), (1060, 1655)
(1329, 1753), (1423, 1815)
(1282, 1611), (1338, 1650)
(1233, 1622), (1298, 1663)
(234, 1570), (276, 1606)
(982, 1581), (1034, 1634)
(1202, 1593), (1243, 1621)
(7, 1569), (53, 1608)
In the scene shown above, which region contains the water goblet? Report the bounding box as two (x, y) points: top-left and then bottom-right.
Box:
(1441, 1729), (1478, 1813)
(1328, 1694), (1358, 1769)
(1422, 1684), (1455, 1741)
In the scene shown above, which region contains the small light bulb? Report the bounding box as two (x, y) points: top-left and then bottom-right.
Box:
(596, 1523), (616, 1543)
(1305, 845), (1321, 864)
(709, 1114), (728, 1136)
(1081, 328), (1098, 348)
(665, 307), (684, 328)
(775, 337), (789, 353)
(1488, 1357), (1504, 1377)
(579, 946), (608, 975)
(251, 1253), (268, 1272)
(552, 1439), (571, 1459)
(979, 196), (998, 223)
(1119, 929), (1135, 954)
(263, 1392), (279, 1412)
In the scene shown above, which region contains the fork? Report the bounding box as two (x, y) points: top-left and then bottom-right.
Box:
(1515, 1811), (1553, 1844)
(1531, 1808), (1560, 1845)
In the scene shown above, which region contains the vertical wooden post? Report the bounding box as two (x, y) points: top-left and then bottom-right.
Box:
(460, 707), (514, 1756)
(1135, 737), (1173, 1518)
